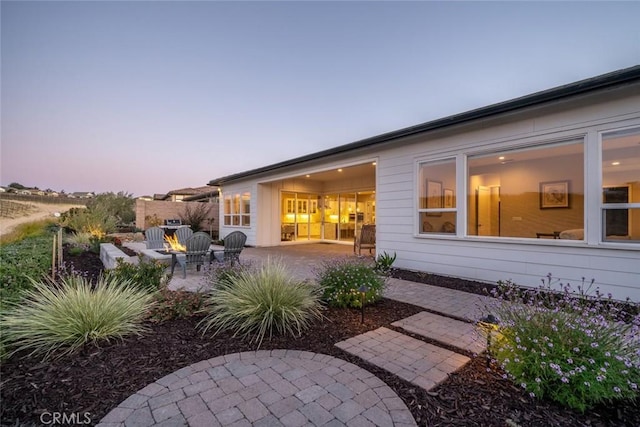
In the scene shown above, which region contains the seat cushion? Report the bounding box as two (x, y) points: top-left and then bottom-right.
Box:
(559, 229), (584, 240)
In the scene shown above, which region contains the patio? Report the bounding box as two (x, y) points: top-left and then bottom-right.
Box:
(98, 242), (493, 426)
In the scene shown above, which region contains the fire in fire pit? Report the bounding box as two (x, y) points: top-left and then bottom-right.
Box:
(165, 234), (186, 252)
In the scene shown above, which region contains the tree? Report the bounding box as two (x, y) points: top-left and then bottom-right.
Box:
(8, 182), (25, 190)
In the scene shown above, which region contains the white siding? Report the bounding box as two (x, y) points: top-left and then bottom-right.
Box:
(217, 83), (640, 301)
(376, 86), (640, 301)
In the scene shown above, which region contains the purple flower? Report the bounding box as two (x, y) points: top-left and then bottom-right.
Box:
(567, 358), (573, 364)
(614, 386), (621, 393)
(561, 377), (569, 383)
(591, 342), (599, 348)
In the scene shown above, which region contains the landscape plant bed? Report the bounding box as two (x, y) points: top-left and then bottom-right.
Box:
(1, 253), (637, 426)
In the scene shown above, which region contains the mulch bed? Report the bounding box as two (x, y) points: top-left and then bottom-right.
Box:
(1, 251), (638, 426)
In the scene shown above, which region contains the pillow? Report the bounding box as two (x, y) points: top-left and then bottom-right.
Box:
(559, 229), (584, 240)
(441, 221), (455, 233)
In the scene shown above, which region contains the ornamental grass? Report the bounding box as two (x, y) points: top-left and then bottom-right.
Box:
(1, 275), (155, 359)
(200, 258), (323, 348)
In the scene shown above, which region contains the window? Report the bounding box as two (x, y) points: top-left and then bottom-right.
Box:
(467, 139), (584, 239)
(223, 196), (231, 226)
(602, 127), (640, 243)
(223, 192), (251, 227)
(242, 192), (251, 226)
(417, 158), (456, 234)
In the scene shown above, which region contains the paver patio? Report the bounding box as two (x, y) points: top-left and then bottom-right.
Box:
(108, 242), (492, 426)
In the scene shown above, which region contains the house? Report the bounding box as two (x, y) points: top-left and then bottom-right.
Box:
(209, 66), (640, 301)
(71, 192), (95, 199)
(154, 186), (216, 202)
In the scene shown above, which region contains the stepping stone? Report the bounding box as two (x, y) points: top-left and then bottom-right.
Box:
(336, 327), (470, 391)
(392, 311), (486, 354)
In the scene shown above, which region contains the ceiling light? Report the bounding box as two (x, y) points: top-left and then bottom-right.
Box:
(498, 156), (505, 160)
(611, 161), (620, 166)
(305, 174), (310, 178)
(338, 168), (343, 172)
(372, 162), (377, 166)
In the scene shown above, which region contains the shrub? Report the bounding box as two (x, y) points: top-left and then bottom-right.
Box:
(104, 256), (167, 292)
(1, 275), (154, 359)
(60, 207), (116, 236)
(316, 258), (386, 308)
(86, 192), (135, 225)
(68, 246), (84, 256)
(147, 288), (207, 323)
(200, 258), (324, 347)
(488, 276), (640, 412)
(179, 203), (213, 233)
(374, 251), (397, 275)
(0, 226), (55, 310)
(66, 231), (93, 247)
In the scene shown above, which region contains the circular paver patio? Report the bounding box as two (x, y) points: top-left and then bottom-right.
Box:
(96, 349), (416, 427)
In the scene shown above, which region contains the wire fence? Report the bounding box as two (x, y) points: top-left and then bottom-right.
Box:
(0, 193), (89, 206)
(0, 200), (38, 218)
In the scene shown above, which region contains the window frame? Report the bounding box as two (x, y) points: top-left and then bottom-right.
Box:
(223, 191), (251, 228)
(599, 126), (640, 245)
(415, 156), (458, 237)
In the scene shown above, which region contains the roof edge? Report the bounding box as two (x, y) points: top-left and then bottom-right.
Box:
(209, 65), (640, 186)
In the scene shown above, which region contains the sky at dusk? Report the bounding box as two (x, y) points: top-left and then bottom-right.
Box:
(1, 1), (639, 197)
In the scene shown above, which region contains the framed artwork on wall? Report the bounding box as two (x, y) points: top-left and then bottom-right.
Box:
(540, 180), (570, 209)
(426, 180), (443, 216)
(444, 188), (454, 208)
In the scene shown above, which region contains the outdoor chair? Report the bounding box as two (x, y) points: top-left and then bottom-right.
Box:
(210, 231), (247, 265)
(144, 226), (165, 250)
(354, 224), (376, 255)
(175, 226), (193, 246)
(171, 232), (212, 279)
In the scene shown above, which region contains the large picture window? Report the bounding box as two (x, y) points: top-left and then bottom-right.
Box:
(223, 192), (251, 227)
(602, 127), (640, 243)
(467, 139), (584, 239)
(417, 158), (456, 234)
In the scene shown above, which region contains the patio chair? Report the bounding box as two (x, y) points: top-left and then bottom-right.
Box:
(171, 232), (212, 279)
(144, 226), (165, 250)
(354, 224), (376, 255)
(210, 231), (247, 265)
(175, 226), (193, 246)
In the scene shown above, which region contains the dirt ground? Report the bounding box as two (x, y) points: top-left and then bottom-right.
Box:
(0, 201), (83, 237)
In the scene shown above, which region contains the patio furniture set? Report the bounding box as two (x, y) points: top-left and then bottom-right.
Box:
(144, 226), (247, 278)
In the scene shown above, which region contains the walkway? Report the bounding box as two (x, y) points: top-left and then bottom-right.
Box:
(100, 243), (494, 426)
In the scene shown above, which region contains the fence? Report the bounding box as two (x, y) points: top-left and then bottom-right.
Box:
(0, 193), (89, 206)
(0, 200), (38, 218)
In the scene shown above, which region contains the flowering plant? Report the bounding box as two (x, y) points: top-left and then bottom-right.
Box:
(315, 258), (385, 308)
(486, 275), (640, 412)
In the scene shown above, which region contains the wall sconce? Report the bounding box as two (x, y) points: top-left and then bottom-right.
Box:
(358, 285), (369, 324)
(477, 314), (500, 367)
